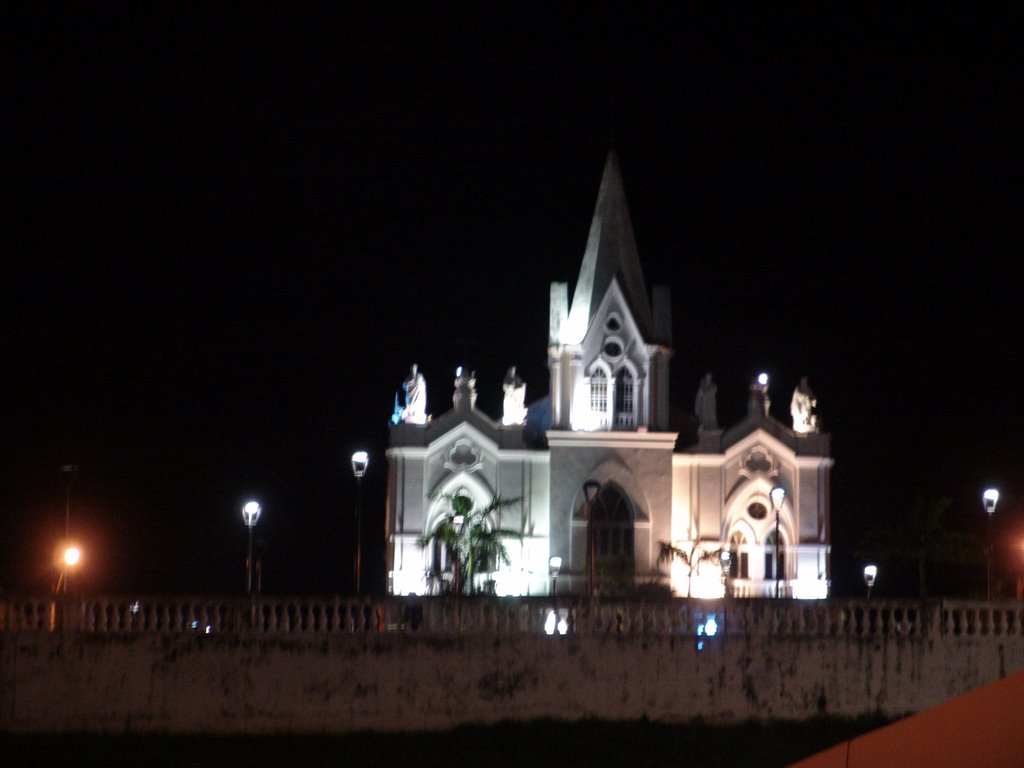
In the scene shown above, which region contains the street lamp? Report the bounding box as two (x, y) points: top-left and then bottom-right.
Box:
(721, 550), (732, 598)
(863, 564), (878, 599)
(55, 543), (82, 594)
(770, 485), (786, 598)
(583, 480), (601, 596)
(983, 488), (999, 600)
(549, 556), (562, 596)
(242, 501), (261, 595)
(351, 450), (369, 595)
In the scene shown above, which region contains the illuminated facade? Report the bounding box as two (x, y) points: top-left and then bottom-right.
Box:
(386, 152), (832, 598)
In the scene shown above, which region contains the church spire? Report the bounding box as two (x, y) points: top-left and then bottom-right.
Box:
(562, 151), (655, 344)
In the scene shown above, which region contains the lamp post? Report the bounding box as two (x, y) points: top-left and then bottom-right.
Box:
(51, 543), (82, 630)
(351, 451), (369, 595)
(983, 488), (999, 599)
(582, 480), (601, 596)
(721, 550), (732, 598)
(58, 464), (78, 595)
(549, 556), (562, 596)
(1019, 540), (1024, 600)
(55, 544), (82, 595)
(770, 485), (786, 598)
(863, 564), (878, 599)
(61, 464), (77, 540)
(242, 501), (261, 595)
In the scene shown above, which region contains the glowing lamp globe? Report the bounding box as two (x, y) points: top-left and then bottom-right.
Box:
(351, 451), (369, 478)
(863, 564), (878, 588)
(983, 489), (999, 516)
(64, 546), (81, 567)
(242, 501), (261, 528)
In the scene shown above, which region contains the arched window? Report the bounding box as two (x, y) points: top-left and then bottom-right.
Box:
(730, 531), (749, 579)
(614, 368), (635, 428)
(588, 484), (635, 591)
(590, 369), (608, 424)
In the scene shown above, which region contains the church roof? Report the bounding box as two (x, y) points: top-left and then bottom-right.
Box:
(564, 151), (656, 342)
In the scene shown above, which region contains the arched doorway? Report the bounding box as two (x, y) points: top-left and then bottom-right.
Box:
(588, 483), (635, 593)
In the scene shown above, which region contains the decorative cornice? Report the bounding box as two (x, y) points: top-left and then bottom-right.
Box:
(546, 429), (678, 450)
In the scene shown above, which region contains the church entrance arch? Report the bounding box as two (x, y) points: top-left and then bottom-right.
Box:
(423, 473), (495, 594)
(587, 482), (635, 593)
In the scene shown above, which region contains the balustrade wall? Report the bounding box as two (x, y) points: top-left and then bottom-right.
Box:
(4, 595), (1022, 639)
(2, 595), (1022, 734)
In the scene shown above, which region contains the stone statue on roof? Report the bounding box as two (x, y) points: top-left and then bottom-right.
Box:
(401, 364), (427, 425)
(694, 372), (718, 430)
(502, 366), (528, 426)
(452, 366), (477, 410)
(791, 376), (818, 434)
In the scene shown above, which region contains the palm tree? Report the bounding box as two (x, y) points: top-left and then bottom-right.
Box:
(418, 493), (521, 595)
(859, 496), (983, 598)
(657, 541), (725, 597)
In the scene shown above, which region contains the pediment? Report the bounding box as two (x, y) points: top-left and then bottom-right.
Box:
(582, 276), (651, 355)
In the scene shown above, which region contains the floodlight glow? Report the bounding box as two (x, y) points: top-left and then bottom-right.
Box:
(690, 569), (727, 599)
(758, 373), (769, 386)
(548, 556), (561, 576)
(791, 579), (829, 599)
(703, 616), (719, 637)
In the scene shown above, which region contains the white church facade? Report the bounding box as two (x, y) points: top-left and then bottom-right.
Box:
(385, 152), (832, 599)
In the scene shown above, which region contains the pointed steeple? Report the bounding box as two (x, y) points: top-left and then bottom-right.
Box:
(562, 151), (655, 343)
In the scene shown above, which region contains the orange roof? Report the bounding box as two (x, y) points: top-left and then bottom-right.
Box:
(790, 670), (1024, 768)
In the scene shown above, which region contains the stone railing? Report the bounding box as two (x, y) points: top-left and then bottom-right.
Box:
(2, 595), (1022, 639)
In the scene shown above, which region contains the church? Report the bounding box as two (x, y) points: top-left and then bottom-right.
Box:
(385, 152), (832, 599)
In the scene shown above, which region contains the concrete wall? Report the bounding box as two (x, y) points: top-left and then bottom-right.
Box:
(2, 596), (1022, 734)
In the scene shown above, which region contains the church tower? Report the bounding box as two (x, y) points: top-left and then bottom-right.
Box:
(546, 151), (678, 594)
(548, 151), (673, 432)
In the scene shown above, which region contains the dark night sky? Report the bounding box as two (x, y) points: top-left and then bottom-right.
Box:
(4, 5), (1022, 598)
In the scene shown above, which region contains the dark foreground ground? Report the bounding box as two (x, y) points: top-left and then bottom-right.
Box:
(2, 717), (890, 768)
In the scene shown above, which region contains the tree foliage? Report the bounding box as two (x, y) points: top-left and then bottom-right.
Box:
(417, 493), (522, 595)
(858, 496), (983, 598)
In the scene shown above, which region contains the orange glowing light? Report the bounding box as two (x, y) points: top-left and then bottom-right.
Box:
(63, 546), (81, 566)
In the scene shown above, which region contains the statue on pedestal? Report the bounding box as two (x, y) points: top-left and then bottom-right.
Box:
(401, 364), (427, 425)
(452, 366), (477, 410)
(694, 372), (718, 430)
(791, 376), (818, 434)
(502, 366), (528, 426)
